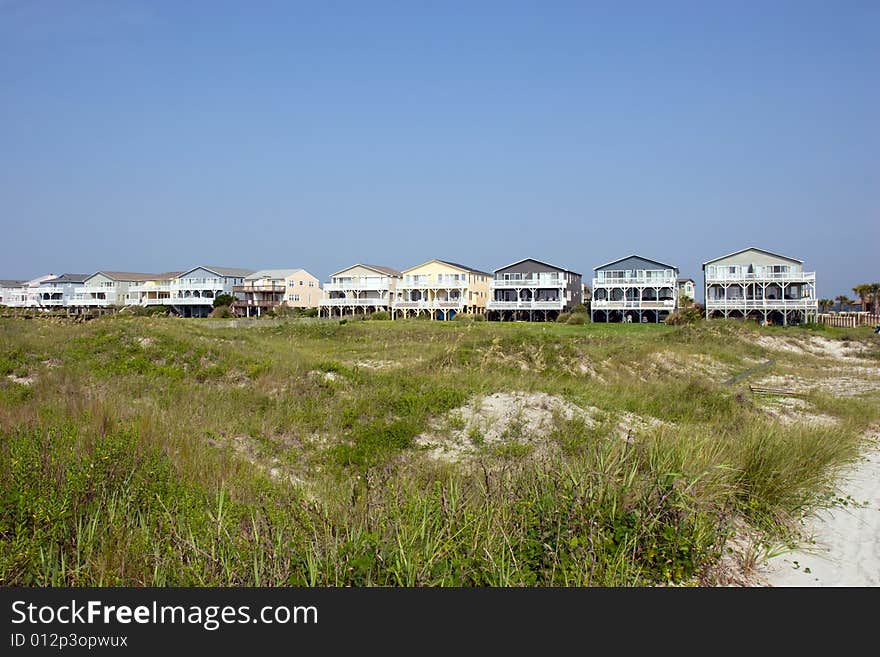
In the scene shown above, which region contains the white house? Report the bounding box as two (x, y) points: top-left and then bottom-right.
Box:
(0, 280), (26, 307)
(591, 255), (678, 323)
(320, 264), (402, 317)
(75, 271), (161, 308)
(165, 266), (253, 317)
(36, 273), (90, 308)
(703, 247), (817, 325)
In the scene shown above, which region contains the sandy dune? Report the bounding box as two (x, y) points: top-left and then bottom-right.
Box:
(759, 432), (880, 586)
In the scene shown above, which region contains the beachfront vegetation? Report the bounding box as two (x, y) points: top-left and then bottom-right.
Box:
(1, 316), (877, 586)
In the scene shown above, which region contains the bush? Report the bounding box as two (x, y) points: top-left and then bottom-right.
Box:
(571, 303), (590, 315)
(371, 311), (391, 321)
(131, 305), (170, 317)
(566, 313), (588, 325)
(556, 312), (571, 323)
(452, 313), (485, 322)
(213, 294), (234, 309)
(666, 307), (702, 325)
(209, 305), (233, 318)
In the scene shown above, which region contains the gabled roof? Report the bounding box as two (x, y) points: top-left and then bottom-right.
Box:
(330, 263), (402, 278)
(177, 266), (255, 278)
(42, 273), (90, 284)
(677, 277), (695, 284)
(593, 254), (677, 271)
(493, 257), (582, 277)
(90, 271), (162, 282)
(246, 268), (305, 280)
(402, 259), (492, 276)
(0, 279), (25, 288)
(701, 247), (803, 267)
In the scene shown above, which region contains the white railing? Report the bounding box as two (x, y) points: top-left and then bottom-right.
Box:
(392, 300), (467, 310)
(168, 296), (215, 305)
(491, 278), (565, 289)
(487, 300), (565, 310)
(705, 299), (818, 310)
(819, 312), (879, 328)
(323, 282), (392, 293)
(705, 271), (816, 283)
(75, 294), (119, 306)
(128, 284), (173, 294)
(398, 280), (468, 289)
(593, 277), (677, 287)
(320, 298), (389, 307)
(592, 299), (676, 310)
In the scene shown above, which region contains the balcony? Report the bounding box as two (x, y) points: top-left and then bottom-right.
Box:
(168, 296), (215, 305)
(392, 300), (466, 310)
(232, 299), (282, 308)
(491, 278), (565, 289)
(324, 282), (391, 292)
(128, 283), (173, 294)
(398, 280), (468, 290)
(591, 299), (676, 310)
(320, 298), (389, 307)
(705, 298), (818, 311)
(75, 295), (118, 306)
(705, 271), (816, 283)
(233, 284), (286, 293)
(593, 276), (677, 287)
(487, 300), (565, 310)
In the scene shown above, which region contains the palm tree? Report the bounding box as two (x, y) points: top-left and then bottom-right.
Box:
(852, 284), (871, 311)
(868, 283), (880, 315)
(835, 295), (852, 312)
(818, 299), (834, 313)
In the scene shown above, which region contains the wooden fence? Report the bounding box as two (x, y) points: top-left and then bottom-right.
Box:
(818, 312), (880, 328)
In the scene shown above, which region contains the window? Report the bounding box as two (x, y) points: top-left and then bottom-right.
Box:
(289, 294), (300, 302)
(309, 281), (314, 287)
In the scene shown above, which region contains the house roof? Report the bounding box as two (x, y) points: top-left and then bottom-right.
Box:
(677, 277), (695, 284)
(402, 259), (491, 276)
(92, 271), (163, 282)
(330, 263), (402, 278)
(0, 280), (25, 288)
(701, 246), (803, 267)
(177, 266), (255, 278)
(246, 269), (305, 280)
(42, 273), (90, 284)
(593, 254), (678, 271)
(493, 257), (582, 277)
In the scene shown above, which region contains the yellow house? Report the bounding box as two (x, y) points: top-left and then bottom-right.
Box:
(391, 259), (491, 320)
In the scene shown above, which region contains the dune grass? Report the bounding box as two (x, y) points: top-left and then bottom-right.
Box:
(0, 316), (877, 585)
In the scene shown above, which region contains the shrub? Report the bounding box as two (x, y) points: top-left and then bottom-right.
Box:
(666, 307), (702, 325)
(571, 303), (590, 315)
(209, 305), (233, 318)
(130, 305), (170, 317)
(556, 312), (571, 323)
(371, 311), (391, 321)
(213, 294), (234, 309)
(566, 313), (588, 325)
(452, 313), (485, 322)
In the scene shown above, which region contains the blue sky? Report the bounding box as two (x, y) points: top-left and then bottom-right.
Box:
(1, 1), (877, 298)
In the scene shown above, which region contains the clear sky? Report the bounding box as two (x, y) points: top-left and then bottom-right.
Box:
(2, 1), (877, 299)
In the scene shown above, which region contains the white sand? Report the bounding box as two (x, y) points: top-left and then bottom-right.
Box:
(759, 432), (880, 586)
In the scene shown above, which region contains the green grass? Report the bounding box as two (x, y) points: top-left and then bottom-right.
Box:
(0, 316), (877, 586)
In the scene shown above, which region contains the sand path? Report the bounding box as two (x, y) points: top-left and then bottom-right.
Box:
(759, 431), (880, 586)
